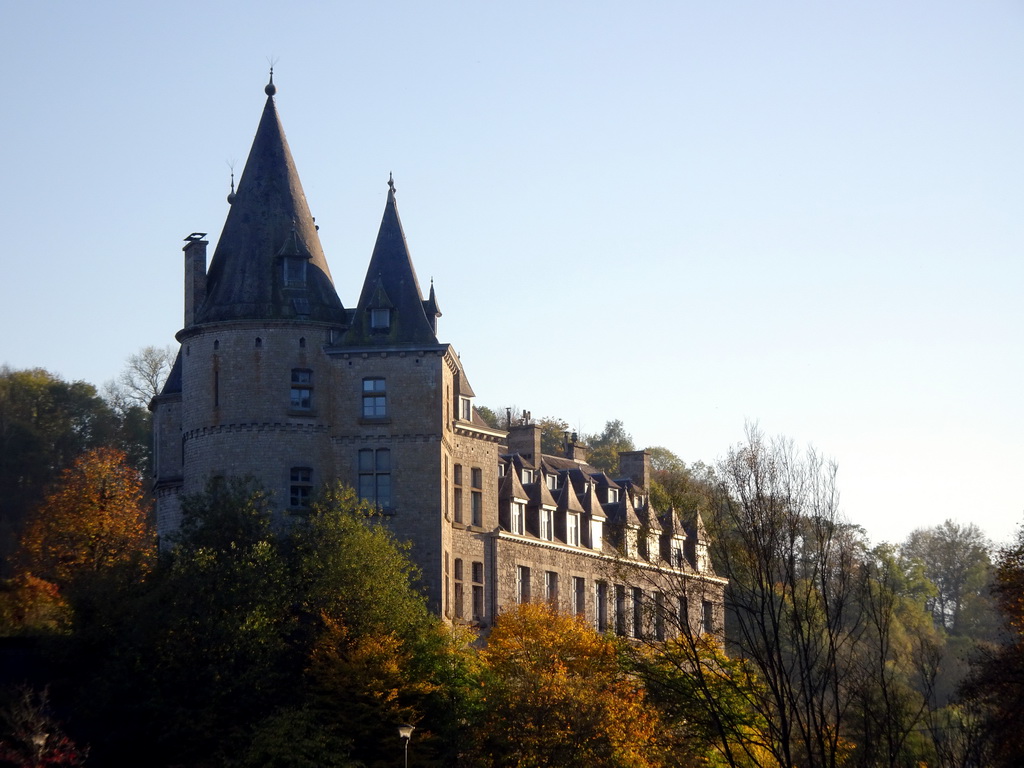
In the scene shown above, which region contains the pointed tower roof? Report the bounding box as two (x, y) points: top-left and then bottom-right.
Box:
(341, 176), (439, 346)
(499, 466), (529, 502)
(197, 76), (345, 325)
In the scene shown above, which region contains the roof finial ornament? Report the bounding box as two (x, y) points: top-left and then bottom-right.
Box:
(265, 64), (277, 96)
(388, 172), (396, 196)
(226, 164), (236, 205)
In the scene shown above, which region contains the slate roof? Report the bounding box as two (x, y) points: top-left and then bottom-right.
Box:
(196, 81), (346, 325)
(340, 179), (440, 346)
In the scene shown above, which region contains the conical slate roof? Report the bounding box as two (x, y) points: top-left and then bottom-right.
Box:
(341, 178), (439, 346)
(196, 80), (345, 325)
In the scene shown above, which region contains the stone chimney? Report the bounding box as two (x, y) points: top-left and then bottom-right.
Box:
(506, 423), (542, 461)
(564, 432), (588, 463)
(183, 233), (208, 327)
(618, 450), (651, 490)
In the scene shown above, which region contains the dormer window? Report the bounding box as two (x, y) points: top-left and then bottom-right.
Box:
(370, 307), (391, 330)
(284, 256), (307, 286)
(522, 469), (535, 484)
(459, 397), (472, 421)
(545, 474), (559, 491)
(607, 488), (620, 503)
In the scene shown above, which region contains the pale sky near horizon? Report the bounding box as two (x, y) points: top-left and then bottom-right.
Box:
(1, 1), (1021, 547)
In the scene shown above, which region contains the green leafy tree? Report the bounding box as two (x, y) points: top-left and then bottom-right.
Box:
(959, 521), (1024, 768)
(584, 419), (634, 474)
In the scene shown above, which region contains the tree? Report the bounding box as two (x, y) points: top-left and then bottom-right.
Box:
(959, 520), (1024, 768)
(0, 368), (125, 567)
(702, 425), (864, 768)
(17, 447), (153, 591)
(585, 419), (634, 474)
(63, 481), (469, 767)
(476, 602), (668, 768)
(901, 520), (994, 636)
(106, 345), (176, 411)
(0, 687), (88, 767)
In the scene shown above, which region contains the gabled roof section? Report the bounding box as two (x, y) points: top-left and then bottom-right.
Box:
(340, 177), (439, 346)
(197, 78), (345, 325)
(499, 467), (528, 502)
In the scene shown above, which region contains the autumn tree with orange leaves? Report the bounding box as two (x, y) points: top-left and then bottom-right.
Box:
(17, 446), (153, 591)
(477, 601), (670, 768)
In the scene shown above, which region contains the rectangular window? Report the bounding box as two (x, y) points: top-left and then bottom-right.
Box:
(573, 576), (586, 617)
(471, 491), (482, 527)
(633, 587), (645, 639)
(511, 501), (525, 535)
(290, 467), (312, 509)
(361, 377), (387, 418)
(702, 601), (714, 635)
(539, 508), (554, 541)
(545, 571), (559, 605)
(472, 585), (484, 620)
(460, 397), (472, 421)
(284, 256), (307, 285)
(566, 513), (580, 546)
(454, 583), (464, 619)
(453, 488), (463, 524)
(546, 474), (558, 490)
(370, 307), (391, 329)
(358, 448), (391, 509)
(471, 467), (482, 488)
(596, 582), (609, 632)
(615, 585), (627, 636)
(655, 593), (666, 641)
(607, 488), (619, 503)
(454, 464), (463, 486)
(290, 369), (312, 410)
(591, 519), (604, 550)
(516, 565), (531, 604)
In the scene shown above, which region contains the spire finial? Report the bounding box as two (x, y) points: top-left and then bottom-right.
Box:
(227, 168), (236, 205)
(265, 66), (277, 96)
(388, 172), (396, 196)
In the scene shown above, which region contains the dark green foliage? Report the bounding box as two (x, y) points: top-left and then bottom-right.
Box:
(57, 480), (468, 767)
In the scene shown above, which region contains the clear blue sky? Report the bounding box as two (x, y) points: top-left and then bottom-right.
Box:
(2, 1), (1021, 546)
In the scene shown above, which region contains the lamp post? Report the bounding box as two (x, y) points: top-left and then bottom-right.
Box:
(398, 724), (415, 767)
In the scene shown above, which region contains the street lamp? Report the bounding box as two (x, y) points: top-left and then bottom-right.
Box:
(397, 724), (415, 767)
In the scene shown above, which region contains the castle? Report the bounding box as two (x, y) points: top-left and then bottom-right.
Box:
(151, 76), (725, 637)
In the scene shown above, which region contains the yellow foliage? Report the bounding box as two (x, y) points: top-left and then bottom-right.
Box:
(479, 602), (669, 768)
(17, 447), (154, 588)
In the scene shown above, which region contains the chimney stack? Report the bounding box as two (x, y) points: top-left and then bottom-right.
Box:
(183, 233), (208, 327)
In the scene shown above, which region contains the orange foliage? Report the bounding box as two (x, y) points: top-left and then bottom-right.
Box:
(18, 447), (153, 588)
(479, 602), (668, 768)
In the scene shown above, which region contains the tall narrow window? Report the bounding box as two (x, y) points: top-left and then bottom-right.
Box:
(516, 565), (531, 604)
(539, 508), (554, 541)
(632, 587), (645, 639)
(655, 593), (666, 641)
(362, 378), (387, 418)
(566, 512), (580, 546)
(454, 558), (464, 620)
(291, 369), (312, 411)
(573, 576), (586, 617)
(615, 585), (627, 636)
(596, 582), (609, 632)
(290, 467), (312, 509)
(454, 488), (463, 524)
(472, 561), (484, 621)
(511, 501), (526, 535)
(471, 467), (483, 527)
(702, 601), (714, 635)
(545, 571), (559, 605)
(358, 448), (391, 509)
